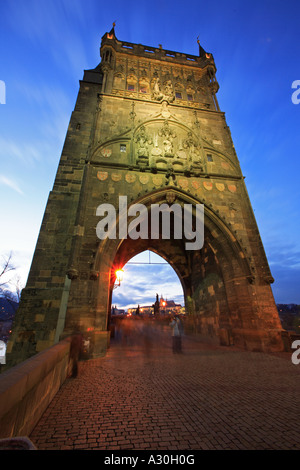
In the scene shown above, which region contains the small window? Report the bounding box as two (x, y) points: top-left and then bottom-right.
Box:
(127, 84), (135, 91)
(139, 87), (147, 94)
(175, 92), (182, 99)
(207, 154), (213, 162)
(187, 94), (193, 101)
(120, 144), (126, 153)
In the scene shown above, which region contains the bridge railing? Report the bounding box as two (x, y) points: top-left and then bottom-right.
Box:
(0, 337), (72, 440)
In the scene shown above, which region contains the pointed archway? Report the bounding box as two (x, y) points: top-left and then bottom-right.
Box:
(81, 186), (283, 355)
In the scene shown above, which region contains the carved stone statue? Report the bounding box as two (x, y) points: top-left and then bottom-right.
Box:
(151, 77), (164, 101)
(163, 80), (175, 103)
(135, 125), (153, 168)
(158, 121), (176, 158)
(183, 131), (203, 171)
(151, 77), (175, 103)
(153, 293), (160, 315)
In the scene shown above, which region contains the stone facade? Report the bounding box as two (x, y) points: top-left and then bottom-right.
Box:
(6, 26), (285, 367)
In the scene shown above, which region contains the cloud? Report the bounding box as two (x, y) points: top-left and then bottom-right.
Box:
(12, 81), (73, 143)
(112, 253), (185, 310)
(0, 136), (42, 167)
(0, 175), (23, 194)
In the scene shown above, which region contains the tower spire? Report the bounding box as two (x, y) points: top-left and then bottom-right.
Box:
(197, 36), (206, 58)
(106, 22), (116, 40)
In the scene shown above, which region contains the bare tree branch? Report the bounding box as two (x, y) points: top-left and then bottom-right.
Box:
(0, 252), (16, 286)
(0, 252), (23, 300)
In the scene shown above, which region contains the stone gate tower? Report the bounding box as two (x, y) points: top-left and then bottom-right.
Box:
(7, 26), (285, 367)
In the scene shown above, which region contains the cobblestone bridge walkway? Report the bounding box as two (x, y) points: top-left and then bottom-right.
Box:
(29, 321), (300, 450)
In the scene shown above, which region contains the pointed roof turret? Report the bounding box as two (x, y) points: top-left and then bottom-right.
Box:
(107, 22), (116, 39)
(197, 36), (206, 58)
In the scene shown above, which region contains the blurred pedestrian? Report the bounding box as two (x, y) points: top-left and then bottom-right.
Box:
(69, 333), (83, 377)
(169, 315), (183, 353)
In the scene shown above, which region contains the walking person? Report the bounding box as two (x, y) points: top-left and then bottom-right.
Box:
(169, 315), (183, 353)
(69, 332), (83, 377)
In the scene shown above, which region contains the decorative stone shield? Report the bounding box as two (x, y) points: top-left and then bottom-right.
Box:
(101, 147), (112, 158)
(97, 171), (108, 181)
(228, 184), (237, 193)
(178, 178), (188, 189)
(111, 173), (122, 182)
(152, 175), (163, 186)
(125, 173), (136, 183)
(203, 181), (213, 190)
(139, 174), (150, 185)
(191, 180), (200, 190)
(216, 183), (225, 191)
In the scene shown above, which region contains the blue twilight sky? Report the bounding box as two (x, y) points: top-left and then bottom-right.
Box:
(0, 0), (300, 309)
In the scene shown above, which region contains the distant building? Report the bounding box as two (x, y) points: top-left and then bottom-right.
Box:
(111, 305), (125, 315)
(159, 296), (183, 315)
(126, 296), (183, 317)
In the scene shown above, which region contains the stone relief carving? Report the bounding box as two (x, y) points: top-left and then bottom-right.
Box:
(163, 80), (175, 102)
(151, 78), (175, 103)
(158, 121), (176, 157)
(135, 125), (153, 168)
(151, 77), (164, 101)
(182, 131), (203, 172)
(134, 120), (203, 175)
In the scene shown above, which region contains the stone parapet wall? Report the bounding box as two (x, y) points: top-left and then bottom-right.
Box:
(0, 338), (71, 438)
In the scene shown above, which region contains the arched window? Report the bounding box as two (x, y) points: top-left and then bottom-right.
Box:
(139, 79), (149, 94)
(127, 74), (137, 92)
(175, 83), (183, 100)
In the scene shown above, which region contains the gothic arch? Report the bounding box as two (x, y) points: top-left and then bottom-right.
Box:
(90, 186), (257, 346)
(94, 187), (250, 272)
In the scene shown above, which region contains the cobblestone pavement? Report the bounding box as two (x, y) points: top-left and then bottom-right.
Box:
(29, 322), (300, 450)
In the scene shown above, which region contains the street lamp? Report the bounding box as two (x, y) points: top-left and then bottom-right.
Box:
(114, 269), (124, 289)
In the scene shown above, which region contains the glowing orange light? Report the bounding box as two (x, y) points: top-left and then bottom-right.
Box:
(115, 269), (124, 285)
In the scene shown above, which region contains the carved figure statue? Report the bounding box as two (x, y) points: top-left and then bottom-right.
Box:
(135, 126), (152, 157)
(163, 136), (173, 157)
(151, 77), (175, 103)
(158, 121), (176, 158)
(183, 131), (203, 170)
(135, 126), (153, 168)
(163, 80), (175, 102)
(152, 78), (164, 101)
